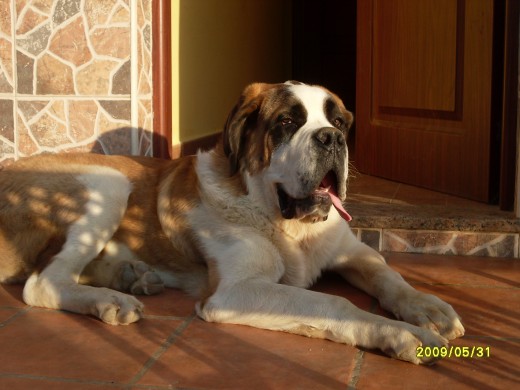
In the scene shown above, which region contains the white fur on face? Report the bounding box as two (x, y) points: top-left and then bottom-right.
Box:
(265, 84), (348, 199)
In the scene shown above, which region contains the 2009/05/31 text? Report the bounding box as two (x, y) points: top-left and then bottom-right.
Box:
(416, 346), (491, 359)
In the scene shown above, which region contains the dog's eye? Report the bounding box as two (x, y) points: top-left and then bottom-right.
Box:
(281, 118), (293, 126)
(333, 118), (343, 128)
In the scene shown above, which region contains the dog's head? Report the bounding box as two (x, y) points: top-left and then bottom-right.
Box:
(222, 81), (353, 222)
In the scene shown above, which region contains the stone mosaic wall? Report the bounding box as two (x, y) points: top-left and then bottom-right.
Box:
(352, 228), (519, 258)
(0, 0), (153, 166)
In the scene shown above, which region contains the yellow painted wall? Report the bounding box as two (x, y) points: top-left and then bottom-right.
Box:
(171, 0), (292, 145)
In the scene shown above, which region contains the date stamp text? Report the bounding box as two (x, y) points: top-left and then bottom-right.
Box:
(416, 346), (491, 359)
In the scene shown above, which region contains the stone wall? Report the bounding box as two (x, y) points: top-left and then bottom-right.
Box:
(352, 228), (519, 258)
(0, 0), (153, 166)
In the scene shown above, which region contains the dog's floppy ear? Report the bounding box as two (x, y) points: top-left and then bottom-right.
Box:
(223, 83), (272, 176)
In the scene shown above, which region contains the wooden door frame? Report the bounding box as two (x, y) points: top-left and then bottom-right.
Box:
(500, 0), (519, 211)
(152, 0), (172, 159)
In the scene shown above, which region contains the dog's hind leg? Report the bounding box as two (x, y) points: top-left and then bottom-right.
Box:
(80, 241), (165, 296)
(22, 167), (143, 325)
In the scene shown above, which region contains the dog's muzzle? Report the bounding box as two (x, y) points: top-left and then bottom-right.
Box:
(275, 127), (351, 223)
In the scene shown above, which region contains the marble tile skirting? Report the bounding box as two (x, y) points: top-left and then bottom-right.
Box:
(351, 228), (519, 258)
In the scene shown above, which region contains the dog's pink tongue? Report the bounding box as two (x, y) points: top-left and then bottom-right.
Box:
(320, 173), (352, 222)
(329, 191), (352, 222)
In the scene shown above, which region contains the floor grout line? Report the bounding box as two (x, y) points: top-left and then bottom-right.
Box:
(347, 350), (364, 390)
(0, 372), (126, 388)
(130, 384), (191, 389)
(142, 313), (195, 321)
(126, 313), (198, 387)
(0, 306), (31, 328)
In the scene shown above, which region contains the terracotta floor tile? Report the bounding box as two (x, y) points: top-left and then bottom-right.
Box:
(386, 253), (520, 288)
(0, 308), (21, 324)
(392, 183), (449, 206)
(1, 253), (518, 389)
(138, 318), (358, 389)
(443, 192), (501, 211)
(312, 273), (375, 311)
(347, 174), (399, 204)
(368, 283), (520, 339)
(356, 337), (520, 389)
(0, 284), (26, 308)
(139, 287), (197, 318)
(0, 309), (184, 383)
(0, 376), (115, 389)
(347, 173), (507, 215)
(411, 285), (520, 338)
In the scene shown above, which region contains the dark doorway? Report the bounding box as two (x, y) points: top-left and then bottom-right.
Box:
(292, 0), (357, 124)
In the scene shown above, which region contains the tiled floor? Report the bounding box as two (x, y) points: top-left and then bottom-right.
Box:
(347, 173), (490, 207)
(346, 173), (518, 229)
(1, 253), (519, 389)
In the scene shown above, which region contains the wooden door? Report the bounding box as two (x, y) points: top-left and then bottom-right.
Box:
(356, 0), (494, 202)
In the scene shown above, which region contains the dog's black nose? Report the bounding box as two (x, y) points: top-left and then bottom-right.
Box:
(313, 127), (345, 151)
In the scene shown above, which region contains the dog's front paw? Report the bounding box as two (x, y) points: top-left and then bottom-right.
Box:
(382, 324), (448, 365)
(395, 291), (464, 340)
(94, 290), (144, 325)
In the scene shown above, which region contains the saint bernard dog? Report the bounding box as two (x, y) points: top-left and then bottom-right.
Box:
(0, 81), (464, 364)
